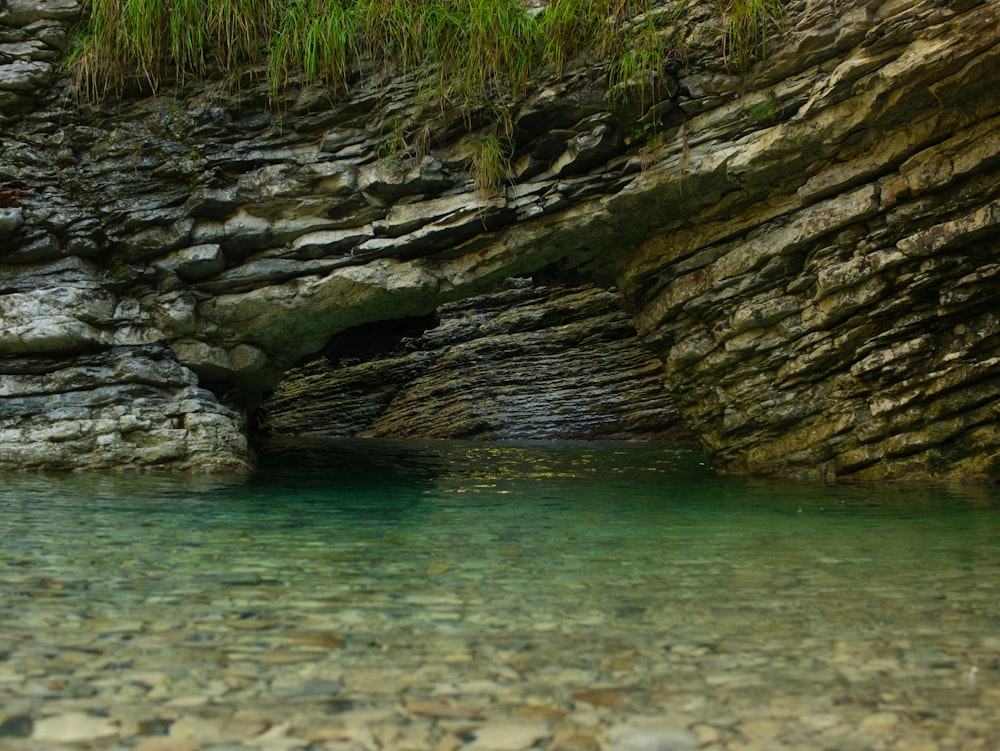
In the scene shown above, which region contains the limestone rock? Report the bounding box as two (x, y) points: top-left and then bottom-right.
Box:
(465, 720), (550, 751)
(606, 719), (698, 751)
(154, 243), (225, 282)
(1, 0), (998, 478)
(0, 344), (250, 471)
(0, 57), (50, 90)
(0, 206), (24, 236)
(1, 0), (80, 26)
(257, 280), (689, 442)
(31, 711), (119, 743)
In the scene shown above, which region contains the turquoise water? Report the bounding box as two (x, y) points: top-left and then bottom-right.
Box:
(1, 439), (998, 750)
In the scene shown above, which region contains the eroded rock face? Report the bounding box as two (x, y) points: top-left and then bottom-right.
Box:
(1, 0), (998, 478)
(0, 342), (250, 471)
(258, 279), (691, 442)
(615, 2), (1000, 480)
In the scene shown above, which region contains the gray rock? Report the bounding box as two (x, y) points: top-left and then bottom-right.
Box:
(155, 244), (225, 281)
(0, 58), (49, 90)
(257, 280), (689, 442)
(0, 344), (250, 471)
(0, 206), (23, 235)
(1, 0), (998, 477)
(358, 155), (458, 203)
(607, 721), (699, 751)
(1, 0), (81, 26)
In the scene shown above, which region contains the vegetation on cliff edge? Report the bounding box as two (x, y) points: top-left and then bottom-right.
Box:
(69, 0), (784, 107)
(67, 0), (782, 191)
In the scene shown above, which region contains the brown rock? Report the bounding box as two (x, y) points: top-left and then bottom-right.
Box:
(134, 739), (203, 751)
(403, 698), (484, 720)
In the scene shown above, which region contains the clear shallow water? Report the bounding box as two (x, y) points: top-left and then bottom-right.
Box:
(1, 439), (998, 750)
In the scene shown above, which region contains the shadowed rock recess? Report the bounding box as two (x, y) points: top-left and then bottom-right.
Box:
(257, 279), (692, 442)
(1, 0), (999, 479)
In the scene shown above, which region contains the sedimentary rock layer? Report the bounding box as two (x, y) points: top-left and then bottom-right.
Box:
(616, 3), (1000, 480)
(0, 342), (249, 471)
(258, 280), (690, 442)
(1, 0), (998, 478)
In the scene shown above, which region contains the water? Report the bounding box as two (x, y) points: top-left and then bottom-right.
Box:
(1, 439), (998, 750)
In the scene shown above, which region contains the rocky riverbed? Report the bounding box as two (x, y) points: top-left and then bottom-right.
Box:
(1, 446), (998, 751)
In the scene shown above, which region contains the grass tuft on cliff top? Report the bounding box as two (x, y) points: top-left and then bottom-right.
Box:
(70, 0), (784, 108)
(68, 0), (783, 194)
(718, 0), (784, 74)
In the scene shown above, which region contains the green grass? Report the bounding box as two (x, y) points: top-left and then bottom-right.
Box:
(747, 89), (779, 123)
(68, 0), (282, 94)
(69, 0), (785, 116)
(718, 0), (784, 74)
(606, 17), (666, 110)
(537, 0), (621, 76)
(469, 131), (513, 195)
(269, 0), (355, 97)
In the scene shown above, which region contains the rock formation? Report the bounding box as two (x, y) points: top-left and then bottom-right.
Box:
(257, 279), (691, 442)
(0, 341), (250, 471)
(1, 0), (998, 479)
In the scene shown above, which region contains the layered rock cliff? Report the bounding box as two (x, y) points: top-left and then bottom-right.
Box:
(1, 0), (998, 479)
(257, 279), (690, 442)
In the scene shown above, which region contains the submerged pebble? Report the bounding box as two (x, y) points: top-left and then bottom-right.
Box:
(31, 711), (119, 743)
(606, 720), (699, 751)
(1, 443), (998, 750)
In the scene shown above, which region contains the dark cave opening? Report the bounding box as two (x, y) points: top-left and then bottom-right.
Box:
(251, 278), (694, 445)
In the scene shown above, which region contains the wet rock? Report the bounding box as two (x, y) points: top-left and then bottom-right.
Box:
(0, 269), (116, 355)
(550, 116), (626, 177)
(859, 712), (900, 734)
(222, 711), (271, 739)
(31, 711), (119, 743)
(134, 739), (204, 751)
(466, 720), (551, 751)
(1, 0), (81, 26)
(571, 689), (630, 710)
(358, 155), (457, 203)
(0, 206), (23, 236)
(547, 728), (601, 751)
(167, 714), (230, 743)
(156, 244), (226, 282)
(0, 714), (32, 738)
(0, 343), (250, 471)
(404, 698), (484, 720)
(271, 679), (343, 699)
(606, 720), (698, 751)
